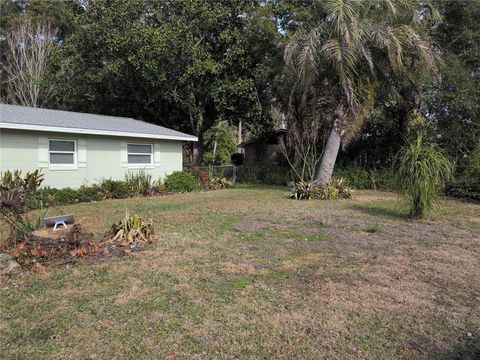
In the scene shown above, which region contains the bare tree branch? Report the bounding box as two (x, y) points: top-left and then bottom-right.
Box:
(3, 17), (58, 107)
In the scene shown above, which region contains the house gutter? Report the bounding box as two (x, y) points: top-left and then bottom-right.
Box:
(0, 122), (198, 142)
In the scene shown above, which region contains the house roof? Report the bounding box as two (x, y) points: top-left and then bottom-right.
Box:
(238, 128), (288, 147)
(0, 104), (197, 141)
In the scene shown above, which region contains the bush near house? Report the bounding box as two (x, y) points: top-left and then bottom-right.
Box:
(100, 180), (132, 200)
(164, 171), (198, 193)
(16, 168), (234, 210)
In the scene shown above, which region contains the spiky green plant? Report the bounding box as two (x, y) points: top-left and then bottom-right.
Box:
(13, 210), (48, 242)
(125, 170), (154, 195)
(394, 134), (452, 219)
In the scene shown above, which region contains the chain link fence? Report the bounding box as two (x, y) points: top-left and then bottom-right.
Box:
(192, 165), (293, 186)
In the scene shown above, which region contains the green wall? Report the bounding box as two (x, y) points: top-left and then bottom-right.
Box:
(0, 129), (183, 188)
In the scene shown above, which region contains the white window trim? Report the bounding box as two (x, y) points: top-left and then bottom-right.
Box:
(48, 139), (78, 169)
(127, 142), (154, 168)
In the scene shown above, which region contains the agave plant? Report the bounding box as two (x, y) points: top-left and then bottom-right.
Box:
(109, 211), (155, 246)
(288, 178), (352, 200)
(288, 181), (321, 200)
(319, 178), (352, 200)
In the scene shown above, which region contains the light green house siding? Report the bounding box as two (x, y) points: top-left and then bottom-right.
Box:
(0, 129), (183, 188)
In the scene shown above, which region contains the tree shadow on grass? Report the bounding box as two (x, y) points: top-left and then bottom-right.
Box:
(436, 335), (480, 360)
(350, 203), (408, 221)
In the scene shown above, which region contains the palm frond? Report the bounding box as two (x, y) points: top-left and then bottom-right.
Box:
(395, 25), (440, 76)
(321, 37), (359, 108)
(323, 0), (357, 36)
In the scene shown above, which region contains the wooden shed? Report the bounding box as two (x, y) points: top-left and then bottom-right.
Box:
(238, 128), (288, 167)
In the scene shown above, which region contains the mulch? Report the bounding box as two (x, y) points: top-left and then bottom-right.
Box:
(6, 223), (153, 272)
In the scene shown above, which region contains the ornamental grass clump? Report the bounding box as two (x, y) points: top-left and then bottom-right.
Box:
(394, 134), (452, 219)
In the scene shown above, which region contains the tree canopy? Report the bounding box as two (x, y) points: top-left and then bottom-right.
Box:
(0, 0), (478, 178)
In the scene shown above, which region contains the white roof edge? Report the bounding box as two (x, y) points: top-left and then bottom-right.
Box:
(0, 122), (198, 142)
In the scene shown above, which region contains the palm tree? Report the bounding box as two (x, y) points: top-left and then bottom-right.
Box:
(285, 0), (440, 186)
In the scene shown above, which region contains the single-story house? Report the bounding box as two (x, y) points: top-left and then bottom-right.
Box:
(238, 128), (288, 167)
(0, 104), (197, 188)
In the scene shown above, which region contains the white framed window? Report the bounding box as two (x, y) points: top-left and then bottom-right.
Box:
(127, 143), (153, 166)
(49, 139), (77, 168)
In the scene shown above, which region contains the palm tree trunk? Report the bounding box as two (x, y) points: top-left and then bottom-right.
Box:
(315, 105), (346, 186)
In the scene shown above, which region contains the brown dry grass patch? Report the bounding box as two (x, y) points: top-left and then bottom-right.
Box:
(1, 186), (479, 359)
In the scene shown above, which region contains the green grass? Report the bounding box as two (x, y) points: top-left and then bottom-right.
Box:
(363, 224), (381, 233)
(1, 187), (479, 359)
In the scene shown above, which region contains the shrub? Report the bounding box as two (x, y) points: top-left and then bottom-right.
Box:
(288, 178), (352, 200)
(77, 184), (103, 202)
(164, 171), (198, 193)
(288, 181), (320, 200)
(190, 167), (211, 188)
(100, 179), (132, 199)
(14, 210), (48, 241)
(446, 141), (480, 200)
(320, 178), (352, 199)
(394, 134), (452, 218)
(236, 167), (291, 186)
(208, 177), (233, 190)
(447, 177), (480, 201)
(0, 169), (44, 245)
(333, 166), (395, 190)
(52, 187), (79, 204)
(125, 170), (155, 196)
(26, 187), (57, 208)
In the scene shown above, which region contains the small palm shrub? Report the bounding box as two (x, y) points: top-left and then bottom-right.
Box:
(394, 134), (452, 218)
(288, 178), (352, 200)
(164, 171), (198, 193)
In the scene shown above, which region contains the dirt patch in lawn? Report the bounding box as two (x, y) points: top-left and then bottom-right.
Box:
(223, 262), (268, 275)
(282, 252), (332, 270)
(114, 278), (148, 306)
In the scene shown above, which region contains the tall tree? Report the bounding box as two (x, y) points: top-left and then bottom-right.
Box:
(3, 17), (57, 107)
(285, 0), (440, 185)
(0, 0), (84, 103)
(425, 0), (480, 165)
(47, 0), (281, 165)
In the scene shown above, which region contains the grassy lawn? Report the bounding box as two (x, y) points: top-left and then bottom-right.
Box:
(1, 185), (479, 359)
